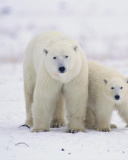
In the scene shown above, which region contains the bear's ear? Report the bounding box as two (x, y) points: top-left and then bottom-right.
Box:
(104, 79), (108, 84)
(73, 45), (78, 52)
(43, 48), (48, 55)
(126, 77), (128, 84)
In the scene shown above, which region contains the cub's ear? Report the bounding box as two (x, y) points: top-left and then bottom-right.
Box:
(43, 48), (48, 55)
(73, 45), (78, 52)
(104, 79), (108, 84)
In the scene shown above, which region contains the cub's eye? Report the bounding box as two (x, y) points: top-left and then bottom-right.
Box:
(111, 87), (114, 90)
(120, 87), (123, 89)
(65, 56), (68, 58)
(53, 57), (57, 59)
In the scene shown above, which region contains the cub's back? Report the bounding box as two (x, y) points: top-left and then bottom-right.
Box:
(88, 60), (125, 94)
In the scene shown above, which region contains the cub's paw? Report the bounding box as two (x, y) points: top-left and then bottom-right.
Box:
(50, 119), (66, 128)
(110, 124), (117, 129)
(97, 128), (110, 132)
(32, 128), (49, 133)
(66, 129), (85, 133)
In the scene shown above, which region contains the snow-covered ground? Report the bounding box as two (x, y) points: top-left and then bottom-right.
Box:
(0, 60), (128, 160)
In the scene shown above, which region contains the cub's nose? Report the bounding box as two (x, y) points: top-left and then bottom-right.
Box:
(59, 66), (66, 73)
(115, 95), (120, 100)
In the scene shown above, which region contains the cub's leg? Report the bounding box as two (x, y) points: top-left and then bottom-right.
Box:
(116, 102), (128, 127)
(85, 107), (117, 130)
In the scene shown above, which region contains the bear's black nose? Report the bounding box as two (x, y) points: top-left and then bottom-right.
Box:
(115, 95), (120, 100)
(59, 67), (65, 73)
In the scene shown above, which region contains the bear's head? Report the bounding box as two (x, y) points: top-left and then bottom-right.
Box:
(103, 77), (128, 103)
(42, 42), (82, 83)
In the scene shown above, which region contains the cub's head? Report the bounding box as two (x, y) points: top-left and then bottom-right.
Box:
(103, 77), (128, 103)
(43, 42), (82, 83)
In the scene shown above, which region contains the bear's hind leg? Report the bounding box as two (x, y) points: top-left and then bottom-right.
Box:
(95, 102), (113, 132)
(51, 95), (66, 128)
(110, 124), (117, 129)
(85, 107), (96, 129)
(64, 81), (88, 133)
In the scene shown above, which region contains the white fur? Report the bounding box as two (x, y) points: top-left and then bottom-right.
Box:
(23, 31), (88, 133)
(85, 61), (128, 132)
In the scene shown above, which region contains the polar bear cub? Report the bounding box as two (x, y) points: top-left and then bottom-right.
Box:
(85, 61), (128, 132)
(23, 31), (88, 133)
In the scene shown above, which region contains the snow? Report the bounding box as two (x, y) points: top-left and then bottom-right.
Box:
(0, 61), (128, 160)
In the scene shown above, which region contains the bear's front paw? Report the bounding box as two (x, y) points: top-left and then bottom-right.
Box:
(66, 129), (85, 133)
(22, 119), (33, 128)
(19, 124), (30, 129)
(32, 128), (49, 132)
(19, 119), (33, 129)
(97, 128), (110, 132)
(125, 124), (128, 128)
(50, 119), (66, 128)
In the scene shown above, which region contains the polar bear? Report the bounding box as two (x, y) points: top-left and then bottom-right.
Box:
(85, 61), (128, 132)
(23, 31), (88, 133)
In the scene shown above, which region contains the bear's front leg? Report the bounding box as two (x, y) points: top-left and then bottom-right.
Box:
(32, 73), (62, 132)
(64, 78), (88, 133)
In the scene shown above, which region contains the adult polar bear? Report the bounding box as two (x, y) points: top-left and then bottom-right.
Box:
(85, 61), (128, 131)
(23, 31), (88, 133)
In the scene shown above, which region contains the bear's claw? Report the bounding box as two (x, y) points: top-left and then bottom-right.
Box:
(50, 120), (66, 128)
(66, 129), (85, 133)
(98, 128), (110, 132)
(51, 124), (60, 128)
(19, 124), (30, 129)
(67, 129), (77, 133)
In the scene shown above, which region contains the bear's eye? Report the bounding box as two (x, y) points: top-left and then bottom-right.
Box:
(111, 87), (114, 90)
(65, 56), (68, 58)
(53, 56), (57, 59)
(120, 87), (123, 89)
